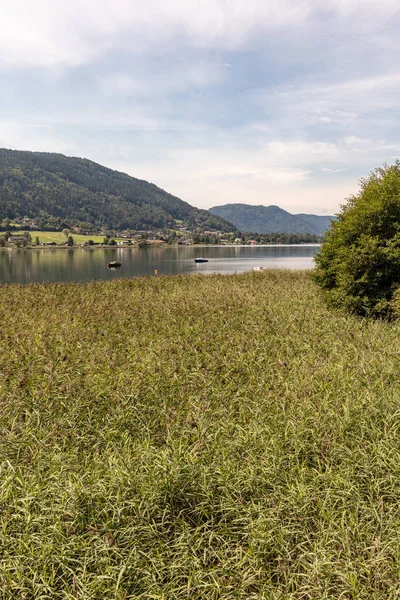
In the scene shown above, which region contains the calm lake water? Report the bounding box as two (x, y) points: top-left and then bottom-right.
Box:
(0, 245), (319, 284)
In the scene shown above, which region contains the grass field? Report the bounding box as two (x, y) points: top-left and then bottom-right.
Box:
(0, 271), (399, 599)
(21, 231), (113, 244)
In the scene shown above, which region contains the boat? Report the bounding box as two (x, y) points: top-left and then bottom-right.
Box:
(107, 261), (122, 268)
(194, 257), (208, 263)
(253, 266), (265, 271)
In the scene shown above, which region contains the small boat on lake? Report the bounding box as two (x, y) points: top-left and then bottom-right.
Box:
(194, 257), (208, 263)
(107, 261), (122, 268)
(253, 266), (265, 271)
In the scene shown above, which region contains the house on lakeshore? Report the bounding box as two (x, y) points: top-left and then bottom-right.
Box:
(9, 235), (28, 244)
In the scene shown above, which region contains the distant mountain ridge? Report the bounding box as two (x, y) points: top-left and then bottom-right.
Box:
(209, 203), (335, 235)
(0, 149), (233, 232)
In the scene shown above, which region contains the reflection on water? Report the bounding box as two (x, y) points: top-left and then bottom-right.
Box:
(0, 245), (320, 284)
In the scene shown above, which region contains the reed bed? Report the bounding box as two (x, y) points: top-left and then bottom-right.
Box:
(0, 271), (399, 599)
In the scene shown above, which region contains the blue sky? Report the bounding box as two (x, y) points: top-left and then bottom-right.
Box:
(1, 0), (400, 214)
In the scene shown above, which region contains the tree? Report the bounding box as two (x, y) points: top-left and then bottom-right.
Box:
(35, 236), (40, 246)
(62, 228), (70, 238)
(313, 162), (400, 317)
(67, 235), (74, 246)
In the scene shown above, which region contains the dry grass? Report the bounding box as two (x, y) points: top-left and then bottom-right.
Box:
(0, 271), (399, 599)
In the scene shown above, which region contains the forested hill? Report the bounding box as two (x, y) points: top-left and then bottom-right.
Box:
(209, 203), (335, 235)
(0, 149), (233, 232)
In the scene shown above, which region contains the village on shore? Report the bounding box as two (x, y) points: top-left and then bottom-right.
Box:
(0, 216), (322, 248)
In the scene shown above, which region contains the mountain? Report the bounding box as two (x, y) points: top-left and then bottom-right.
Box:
(294, 213), (335, 235)
(209, 203), (335, 235)
(0, 149), (233, 232)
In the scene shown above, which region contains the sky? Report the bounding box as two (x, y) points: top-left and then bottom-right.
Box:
(1, 0), (400, 215)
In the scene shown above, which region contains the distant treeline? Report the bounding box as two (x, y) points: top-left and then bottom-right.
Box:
(0, 224), (22, 232)
(192, 231), (323, 244)
(242, 232), (323, 244)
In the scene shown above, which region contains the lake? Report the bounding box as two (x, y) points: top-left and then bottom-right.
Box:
(0, 245), (319, 284)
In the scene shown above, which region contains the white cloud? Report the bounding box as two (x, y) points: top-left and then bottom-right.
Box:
(0, 120), (78, 154)
(326, 0), (399, 17)
(119, 147), (357, 213)
(321, 168), (347, 174)
(256, 73), (400, 120)
(99, 59), (228, 97)
(251, 71), (400, 167)
(1, 0), (400, 217)
(0, 0), (311, 69)
(344, 135), (370, 146)
(263, 141), (340, 165)
(1, 0), (399, 70)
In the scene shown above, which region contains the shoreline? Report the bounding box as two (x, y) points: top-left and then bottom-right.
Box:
(0, 242), (321, 251)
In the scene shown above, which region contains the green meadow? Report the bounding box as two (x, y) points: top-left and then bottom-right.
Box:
(0, 271), (399, 599)
(20, 231), (108, 245)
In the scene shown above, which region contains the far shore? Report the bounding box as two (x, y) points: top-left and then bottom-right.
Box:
(0, 242), (321, 250)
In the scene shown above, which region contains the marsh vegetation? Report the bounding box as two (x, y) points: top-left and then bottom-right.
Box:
(1, 271), (399, 598)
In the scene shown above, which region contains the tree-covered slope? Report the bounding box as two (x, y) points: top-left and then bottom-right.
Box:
(295, 213), (335, 235)
(209, 203), (335, 235)
(0, 149), (233, 231)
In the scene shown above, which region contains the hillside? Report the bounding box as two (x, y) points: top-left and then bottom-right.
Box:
(0, 149), (233, 232)
(209, 203), (335, 235)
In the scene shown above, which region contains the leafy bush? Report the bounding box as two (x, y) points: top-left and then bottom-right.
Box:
(313, 162), (400, 317)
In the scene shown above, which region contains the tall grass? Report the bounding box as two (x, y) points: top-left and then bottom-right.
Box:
(0, 271), (399, 599)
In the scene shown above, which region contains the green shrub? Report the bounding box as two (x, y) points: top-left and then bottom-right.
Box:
(313, 162), (400, 317)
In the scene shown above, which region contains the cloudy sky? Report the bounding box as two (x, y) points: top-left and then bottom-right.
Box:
(1, 0), (399, 214)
